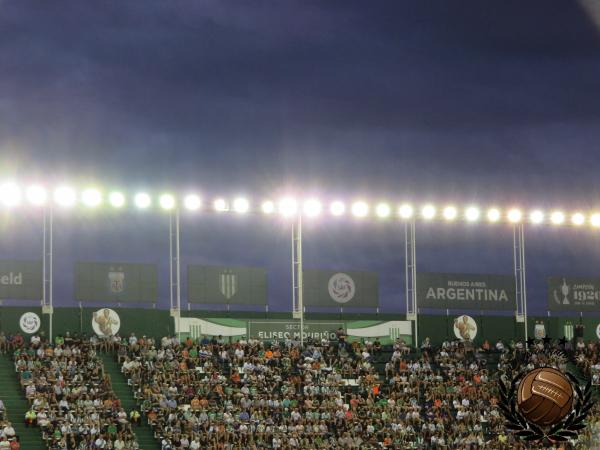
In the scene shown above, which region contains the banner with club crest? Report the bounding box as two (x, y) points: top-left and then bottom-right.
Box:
(75, 262), (157, 303)
(548, 277), (600, 311)
(187, 265), (267, 305)
(302, 269), (379, 307)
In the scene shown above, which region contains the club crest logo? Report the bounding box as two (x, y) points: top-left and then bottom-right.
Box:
(535, 321), (546, 339)
(108, 267), (125, 294)
(328, 273), (355, 304)
(19, 312), (41, 334)
(92, 308), (121, 336)
(553, 278), (571, 305)
(220, 270), (237, 300)
(499, 354), (593, 443)
(453, 315), (477, 341)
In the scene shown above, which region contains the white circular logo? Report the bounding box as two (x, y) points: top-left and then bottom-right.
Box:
(453, 315), (478, 341)
(92, 308), (121, 337)
(596, 323), (600, 340)
(328, 273), (356, 304)
(19, 312), (41, 334)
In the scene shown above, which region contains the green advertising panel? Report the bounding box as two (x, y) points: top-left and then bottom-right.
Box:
(303, 270), (379, 307)
(248, 321), (344, 341)
(417, 272), (515, 310)
(75, 262), (157, 303)
(188, 265), (267, 305)
(548, 277), (600, 311)
(0, 260), (42, 300)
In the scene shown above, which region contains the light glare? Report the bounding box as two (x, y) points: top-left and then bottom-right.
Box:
(183, 194), (201, 211)
(159, 194), (175, 210)
(330, 201), (345, 216)
(465, 206), (480, 222)
(278, 197), (298, 217)
(487, 208), (501, 222)
(529, 210), (544, 224)
(303, 199), (322, 217)
(233, 197), (249, 214)
(572, 212), (585, 226)
(109, 192), (125, 208)
(550, 211), (565, 225)
(0, 183), (21, 207)
(507, 209), (522, 223)
(442, 206), (457, 221)
(591, 213), (600, 227)
(351, 201), (369, 218)
(375, 203), (391, 218)
(26, 185), (47, 206)
(421, 204), (436, 220)
(134, 192), (151, 209)
(398, 204), (414, 219)
(54, 186), (76, 207)
(214, 198), (228, 212)
(261, 200), (275, 214)
(81, 189), (102, 207)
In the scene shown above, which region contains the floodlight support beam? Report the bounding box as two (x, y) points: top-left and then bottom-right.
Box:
(169, 210), (182, 340)
(405, 220), (418, 346)
(513, 224), (528, 341)
(292, 215), (304, 347)
(42, 207), (54, 342)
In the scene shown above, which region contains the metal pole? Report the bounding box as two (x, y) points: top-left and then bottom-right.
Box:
(297, 215), (304, 347)
(520, 224), (528, 342)
(169, 212), (174, 311)
(175, 209), (181, 341)
(411, 220), (418, 348)
(42, 208), (46, 308)
(49, 207), (53, 343)
(291, 221), (296, 314)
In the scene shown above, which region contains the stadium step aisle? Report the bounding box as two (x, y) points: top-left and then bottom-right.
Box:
(0, 354), (46, 450)
(101, 353), (161, 450)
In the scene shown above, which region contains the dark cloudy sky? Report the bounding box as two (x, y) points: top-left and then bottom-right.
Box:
(1, 0), (600, 314)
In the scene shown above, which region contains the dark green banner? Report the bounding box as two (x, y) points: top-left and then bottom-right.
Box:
(75, 262), (157, 303)
(248, 321), (344, 341)
(303, 270), (379, 307)
(0, 260), (42, 300)
(548, 277), (600, 311)
(187, 265), (267, 305)
(417, 272), (515, 310)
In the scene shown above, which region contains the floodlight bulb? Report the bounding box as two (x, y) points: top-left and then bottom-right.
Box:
(591, 213), (600, 228)
(184, 194), (201, 211)
(398, 204), (414, 219)
(303, 199), (322, 217)
(421, 204), (436, 220)
(213, 198), (228, 212)
(159, 194), (175, 210)
(550, 211), (565, 225)
(54, 186), (76, 207)
(134, 192), (151, 209)
(465, 206), (480, 222)
(487, 208), (501, 222)
(0, 182), (21, 207)
(108, 192), (125, 208)
(278, 197), (298, 217)
(571, 212), (585, 226)
(529, 210), (544, 224)
(81, 188), (102, 207)
(442, 206), (457, 221)
(261, 200), (275, 214)
(351, 201), (369, 218)
(26, 185), (47, 206)
(233, 197), (249, 214)
(507, 209), (522, 223)
(330, 201), (345, 216)
(374, 203), (391, 219)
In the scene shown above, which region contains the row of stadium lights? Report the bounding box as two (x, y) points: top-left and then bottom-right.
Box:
(0, 183), (598, 227)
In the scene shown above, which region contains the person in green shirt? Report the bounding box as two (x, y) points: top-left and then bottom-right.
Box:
(54, 335), (64, 346)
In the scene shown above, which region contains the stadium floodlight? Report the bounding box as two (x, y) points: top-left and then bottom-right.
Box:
(487, 208), (501, 222)
(330, 201), (346, 216)
(303, 199), (322, 217)
(465, 206), (480, 222)
(183, 194), (201, 211)
(421, 204), (436, 220)
(571, 212), (585, 226)
(591, 213), (600, 228)
(134, 192), (151, 209)
(54, 186), (76, 207)
(351, 201), (369, 218)
(159, 194), (175, 210)
(108, 191), (125, 208)
(261, 200), (275, 214)
(26, 185), (47, 206)
(278, 197), (298, 217)
(213, 198), (228, 212)
(507, 209), (522, 223)
(398, 204), (414, 219)
(550, 211), (565, 225)
(0, 182), (21, 207)
(233, 197), (250, 214)
(529, 210), (544, 225)
(81, 188), (102, 208)
(442, 206), (457, 221)
(375, 203), (391, 219)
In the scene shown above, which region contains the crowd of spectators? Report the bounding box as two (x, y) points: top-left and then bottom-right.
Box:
(0, 399), (20, 449)
(12, 334), (139, 450)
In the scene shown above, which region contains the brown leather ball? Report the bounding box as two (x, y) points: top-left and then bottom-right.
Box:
(517, 367), (574, 426)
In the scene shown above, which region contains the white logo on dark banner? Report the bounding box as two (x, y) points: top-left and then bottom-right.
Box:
(534, 321), (546, 339)
(220, 270), (237, 300)
(19, 312), (41, 334)
(553, 278), (571, 305)
(453, 315), (477, 341)
(92, 308), (120, 336)
(328, 273), (355, 304)
(549, 277), (600, 311)
(108, 267), (125, 293)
